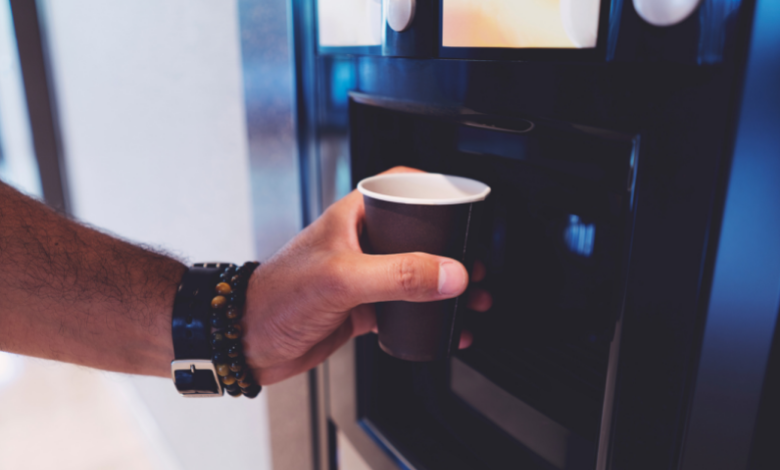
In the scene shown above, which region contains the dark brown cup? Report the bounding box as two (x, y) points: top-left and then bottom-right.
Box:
(358, 173), (491, 361)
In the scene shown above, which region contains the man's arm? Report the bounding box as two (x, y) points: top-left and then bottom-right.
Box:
(0, 180), (183, 377)
(0, 167), (491, 385)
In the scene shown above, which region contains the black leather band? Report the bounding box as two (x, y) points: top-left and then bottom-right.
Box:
(171, 263), (227, 394)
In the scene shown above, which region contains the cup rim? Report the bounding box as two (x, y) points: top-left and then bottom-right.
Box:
(357, 173), (491, 206)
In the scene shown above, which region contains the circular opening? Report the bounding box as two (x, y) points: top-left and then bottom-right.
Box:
(358, 173), (491, 206)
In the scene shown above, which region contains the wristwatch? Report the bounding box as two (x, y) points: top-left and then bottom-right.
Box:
(170, 263), (226, 397)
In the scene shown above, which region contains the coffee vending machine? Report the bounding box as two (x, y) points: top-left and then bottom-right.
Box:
(284, 1), (780, 469)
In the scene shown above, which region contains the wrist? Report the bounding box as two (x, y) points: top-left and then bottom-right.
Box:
(127, 260), (184, 378)
(241, 264), (281, 378)
(170, 262), (262, 397)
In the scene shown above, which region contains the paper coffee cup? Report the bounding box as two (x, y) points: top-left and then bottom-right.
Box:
(358, 173), (491, 361)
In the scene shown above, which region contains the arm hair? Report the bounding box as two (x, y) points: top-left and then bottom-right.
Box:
(0, 181), (184, 376)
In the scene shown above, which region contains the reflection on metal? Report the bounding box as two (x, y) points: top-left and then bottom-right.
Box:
(681, 0), (780, 468)
(238, 0), (301, 260)
(628, 137), (639, 210)
(291, 0), (322, 226)
(451, 358), (591, 469)
(319, 57), (355, 207)
(457, 125), (527, 161)
(596, 318), (624, 470)
(328, 340), (401, 470)
(461, 117), (534, 134)
(359, 420), (417, 470)
(697, 0), (742, 64)
(565, 215), (595, 257)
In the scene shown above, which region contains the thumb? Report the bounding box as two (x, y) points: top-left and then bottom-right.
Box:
(343, 252), (469, 305)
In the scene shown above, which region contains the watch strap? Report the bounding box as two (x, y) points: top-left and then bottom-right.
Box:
(171, 263), (227, 396)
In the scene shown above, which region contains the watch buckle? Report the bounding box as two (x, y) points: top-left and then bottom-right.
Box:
(171, 359), (223, 397)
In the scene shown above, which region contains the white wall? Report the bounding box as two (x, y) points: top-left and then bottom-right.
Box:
(0, 0), (41, 197)
(41, 1), (272, 469)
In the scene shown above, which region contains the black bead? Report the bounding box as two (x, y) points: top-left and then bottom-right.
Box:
(227, 342), (242, 357)
(212, 351), (229, 364)
(224, 383), (240, 392)
(242, 384), (262, 399)
(211, 312), (227, 329)
(211, 332), (226, 350)
(227, 387), (242, 397)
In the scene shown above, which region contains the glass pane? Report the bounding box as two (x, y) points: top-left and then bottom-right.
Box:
(442, 0), (601, 49)
(318, 0), (383, 47)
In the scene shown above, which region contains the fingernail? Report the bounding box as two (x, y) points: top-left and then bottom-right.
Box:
(438, 261), (465, 296)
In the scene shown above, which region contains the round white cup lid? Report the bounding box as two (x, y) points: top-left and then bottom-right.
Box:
(357, 173), (491, 206)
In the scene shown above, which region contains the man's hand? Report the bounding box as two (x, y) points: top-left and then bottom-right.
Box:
(0, 168), (490, 384)
(242, 167), (492, 385)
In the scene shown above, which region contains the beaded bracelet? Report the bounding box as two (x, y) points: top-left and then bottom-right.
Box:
(209, 262), (262, 398)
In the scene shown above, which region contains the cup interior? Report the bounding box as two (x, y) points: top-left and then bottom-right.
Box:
(358, 173), (491, 205)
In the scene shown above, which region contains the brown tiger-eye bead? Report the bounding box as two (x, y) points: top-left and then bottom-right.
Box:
(238, 380), (252, 388)
(215, 282), (232, 295)
(221, 374), (237, 385)
(216, 363), (230, 377)
(233, 370), (247, 381)
(229, 360), (244, 372)
(227, 388), (242, 397)
(225, 325), (242, 340)
(225, 308), (241, 320)
(211, 295), (227, 310)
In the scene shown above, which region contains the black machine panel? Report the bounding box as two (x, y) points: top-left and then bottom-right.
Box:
(287, 0), (777, 469)
(349, 98), (636, 469)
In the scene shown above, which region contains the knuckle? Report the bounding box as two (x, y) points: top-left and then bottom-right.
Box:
(394, 255), (425, 296)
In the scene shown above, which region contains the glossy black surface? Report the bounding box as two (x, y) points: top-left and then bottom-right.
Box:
(383, 0), (438, 58)
(348, 97), (635, 468)
(292, 0), (780, 469)
(324, 52), (739, 470)
(679, 1), (780, 468)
